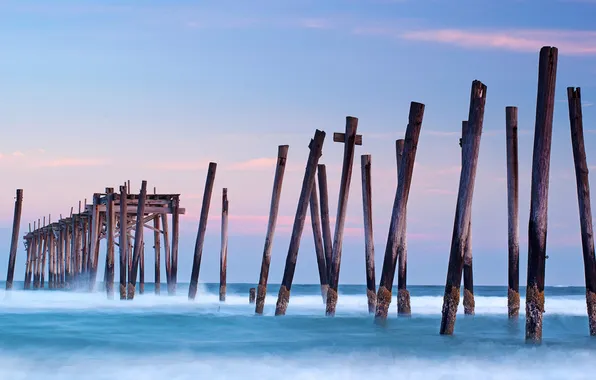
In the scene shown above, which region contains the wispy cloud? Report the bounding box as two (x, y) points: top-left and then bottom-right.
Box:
(12, 151), (24, 157)
(36, 158), (109, 168)
(228, 157), (277, 171)
(149, 160), (211, 171)
(401, 29), (596, 55)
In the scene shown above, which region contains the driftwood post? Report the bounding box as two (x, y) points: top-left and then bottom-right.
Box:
(317, 164), (333, 280)
(361, 155), (376, 313)
(375, 103), (425, 320)
(153, 214), (161, 295)
(506, 106), (520, 318)
(275, 130), (326, 316)
(119, 186), (128, 299)
(440, 81), (487, 335)
(220, 188), (229, 302)
(188, 163), (217, 300)
(255, 145), (289, 314)
(309, 177), (329, 302)
(105, 192), (115, 299)
(567, 87), (596, 335)
(326, 117), (361, 316)
(128, 181), (147, 299)
(6, 189), (23, 290)
(525, 47), (558, 343)
(395, 139), (411, 316)
(460, 121), (475, 316)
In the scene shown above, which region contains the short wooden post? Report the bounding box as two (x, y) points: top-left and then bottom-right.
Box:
(249, 288), (256, 304)
(317, 164), (333, 281)
(525, 47), (558, 343)
(275, 130), (326, 316)
(461, 121), (475, 316)
(326, 117), (362, 316)
(128, 180), (147, 300)
(506, 106), (520, 318)
(153, 214), (161, 295)
(567, 87), (596, 335)
(375, 103), (425, 320)
(119, 186), (128, 300)
(309, 177), (329, 302)
(170, 195), (180, 294)
(361, 155), (376, 313)
(256, 145), (289, 315)
(188, 163), (217, 300)
(440, 81), (487, 335)
(105, 192), (115, 299)
(220, 188), (229, 302)
(6, 189), (23, 290)
(395, 139), (411, 316)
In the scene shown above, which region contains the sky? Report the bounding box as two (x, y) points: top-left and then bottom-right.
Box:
(0, 0), (595, 287)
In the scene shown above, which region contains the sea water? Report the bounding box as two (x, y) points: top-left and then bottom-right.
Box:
(0, 283), (595, 379)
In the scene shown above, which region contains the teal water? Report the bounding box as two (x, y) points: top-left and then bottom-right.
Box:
(1, 283), (595, 379)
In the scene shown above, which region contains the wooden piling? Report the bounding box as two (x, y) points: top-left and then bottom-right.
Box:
(395, 139), (411, 316)
(361, 155), (376, 313)
(71, 216), (78, 286)
(140, 242), (145, 295)
(525, 47), (557, 343)
(249, 288), (256, 304)
(326, 117), (361, 316)
(189, 163), (217, 300)
(567, 87), (596, 335)
(506, 106), (520, 318)
(461, 120), (475, 316)
(375, 103), (425, 320)
(5, 189), (23, 290)
(40, 228), (48, 288)
(105, 192), (115, 299)
(24, 235), (32, 289)
(153, 214), (161, 295)
(220, 188), (229, 302)
(310, 177), (329, 302)
(317, 164), (333, 281)
(440, 80), (487, 335)
(49, 230), (55, 289)
(171, 196), (180, 294)
(88, 194), (101, 290)
(34, 223), (42, 289)
(163, 214), (172, 295)
(275, 130), (326, 316)
(119, 186), (128, 299)
(128, 180), (147, 300)
(256, 145), (289, 315)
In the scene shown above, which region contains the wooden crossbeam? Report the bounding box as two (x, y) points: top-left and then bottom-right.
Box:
(333, 132), (362, 145)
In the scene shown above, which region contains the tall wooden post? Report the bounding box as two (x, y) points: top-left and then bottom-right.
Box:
(220, 188), (229, 302)
(440, 81), (487, 335)
(40, 228), (48, 288)
(310, 177), (329, 302)
(326, 117), (362, 316)
(525, 47), (558, 343)
(189, 163), (217, 300)
(275, 130), (326, 316)
(317, 164), (333, 281)
(256, 145), (289, 315)
(153, 214), (161, 295)
(58, 223), (64, 287)
(567, 87), (596, 335)
(119, 186), (128, 300)
(506, 106), (520, 318)
(170, 196), (180, 294)
(81, 217), (88, 282)
(6, 189), (23, 290)
(128, 180), (147, 300)
(49, 229), (55, 289)
(71, 216), (78, 286)
(163, 214), (172, 295)
(105, 192), (115, 299)
(361, 155), (376, 313)
(139, 242), (145, 295)
(88, 194), (101, 290)
(34, 223), (42, 289)
(24, 235), (32, 289)
(395, 139), (411, 316)
(375, 103), (425, 320)
(461, 120), (475, 316)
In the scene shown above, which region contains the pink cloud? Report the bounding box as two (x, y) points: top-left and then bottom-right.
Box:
(12, 151), (24, 157)
(36, 158), (109, 168)
(150, 160), (211, 171)
(401, 29), (596, 55)
(228, 157), (277, 171)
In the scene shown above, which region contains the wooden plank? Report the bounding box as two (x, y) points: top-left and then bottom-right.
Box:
(5, 189), (23, 290)
(275, 130), (326, 316)
(256, 145), (289, 315)
(361, 155), (376, 314)
(96, 205), (186, 215)
(220, 188), (229, 302)
(506, 106), (520, 318)
(333, 132), (363, 145)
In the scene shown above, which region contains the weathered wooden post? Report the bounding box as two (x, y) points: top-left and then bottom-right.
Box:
(317, 164), (333, 280)
(81, 217), (88, 282)
(256, 145), (289, 315)
(64, 220), (71, 289)
(439, 81), (487, 335)
(525, 47), (558, 343)
(71, 215), (78, 286)
(275, 130), (326, 316)
(361, 155), (376, 313)
(87, 194), (101, 290)
(34, 221), (42, 289)
(375, 103), (425, 320)
(170, 195), (180, 294)
(460, 121), (475, 316)
(40, 226), (48, 288)
(189, 163), (217, 300)
(128, 180), (147, 300)
(326, 117), (362, 316)
(506, 106), (520, 318)
(310, 177), (329, 302)
(220, 188), (229, 302)
(395, 139), (411, 316)
(163, 213), (172, 295)
(140, 242), (145, 295)
(567, 87), (596, 335)
(5, 189), (23, 290)
(119, 186), (128, 300)
(105, 192), (115, 298)
(24, 234), (32, 289)
(49, 228), (55, 289)
(153, 214), (161, 295)
(249, 288), (256, 304)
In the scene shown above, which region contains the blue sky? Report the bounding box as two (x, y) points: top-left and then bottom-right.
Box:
(0, 0), (595, 286)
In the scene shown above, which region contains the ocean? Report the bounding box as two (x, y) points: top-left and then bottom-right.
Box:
(1, 283), (595, 379)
